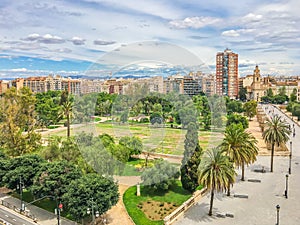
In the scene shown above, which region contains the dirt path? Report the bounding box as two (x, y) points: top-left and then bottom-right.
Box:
(106, 184), (134, 225)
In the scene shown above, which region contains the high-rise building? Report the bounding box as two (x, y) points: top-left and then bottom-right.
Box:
(216, 48), (239, 98)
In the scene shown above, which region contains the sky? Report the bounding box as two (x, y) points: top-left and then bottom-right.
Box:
(0, 0), (300, 79)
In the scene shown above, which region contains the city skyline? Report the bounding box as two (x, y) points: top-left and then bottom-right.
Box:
(0, 0), (300, 78)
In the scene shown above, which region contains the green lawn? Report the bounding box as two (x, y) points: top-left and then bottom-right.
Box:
(123, 181), (193, 225)
(44, 122), (224, 155)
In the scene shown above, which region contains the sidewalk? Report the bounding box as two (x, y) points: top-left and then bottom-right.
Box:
(0, 194), (77, 225)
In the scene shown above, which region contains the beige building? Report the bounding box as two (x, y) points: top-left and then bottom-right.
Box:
(0, 80), (9, 95)
(11, 75), (81, 95)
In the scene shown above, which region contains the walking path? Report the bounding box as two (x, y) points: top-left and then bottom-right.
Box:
(174, 104), (300, 225)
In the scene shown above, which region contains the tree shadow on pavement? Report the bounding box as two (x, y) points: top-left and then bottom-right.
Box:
(183, 202), (217, 222)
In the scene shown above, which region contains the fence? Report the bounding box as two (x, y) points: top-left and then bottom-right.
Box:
(163, 188), (207, 225)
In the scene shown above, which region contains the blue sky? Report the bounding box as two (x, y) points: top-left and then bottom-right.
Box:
(0, 0), (300, 78)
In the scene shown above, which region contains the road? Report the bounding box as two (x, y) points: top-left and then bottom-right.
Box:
(0, 208), (36, 225)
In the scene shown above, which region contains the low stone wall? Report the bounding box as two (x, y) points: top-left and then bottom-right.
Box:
(163, 188), (207, 225)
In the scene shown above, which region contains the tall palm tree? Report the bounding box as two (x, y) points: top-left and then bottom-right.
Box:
(262, 115), (290, 172)
(198, 148), (236, 216)
(61, 100), (73, 137)
(220, 124), (259, 183)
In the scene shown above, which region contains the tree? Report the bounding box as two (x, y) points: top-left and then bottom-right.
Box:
(220, 124), (258, 183)
(290, 88), (297, 102)
(243, 100), (257, 120)
(0, 87), (41, 156)
(120, 110), (129, 123)
(226, 100), (243, 115)
(141, 160), (179, 191)
(262, 115), (290, 172)
(226, 113), (249, 129)
(198, 148), (236, 216)
(119, 136), (143, 156)
(2, 154), (45, 189)
(31, 160), (82, 198)
(180, 122), (203, 192)
(62, 173), (119, 221)
(61, 98), (73, 137)
(35, 91), (62, 126)
(0, 152), (9, 186)
(238, 87), (247, 101)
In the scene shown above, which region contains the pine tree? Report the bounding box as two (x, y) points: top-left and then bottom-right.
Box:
(180, 122), (202, 192)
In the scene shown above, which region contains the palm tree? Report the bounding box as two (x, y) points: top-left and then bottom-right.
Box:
(220, 124), (259, 184)
(61, 100), (73, 137)
(198, 148), (236, 216)
(262, 115), (290, 172)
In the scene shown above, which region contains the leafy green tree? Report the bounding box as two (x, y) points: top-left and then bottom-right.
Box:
(243, 100), (257, 120)
(119, 136), (143, 156)
(80, 136), (122, 176)
(35, 91), (62, 126)
(226, 100), (243, 115)
(198, 148), (236, 216)
(290, 88), (297, 102)
(62, 173), (119, 221)
(262, 115), (290, 172)
(2, 154), (45, 189)
(141, 160), (179, 191)
(238, 87), (247, 101)
(221, 124), (258, 182)
(226, 113), (249, 129)
(31, 161), (82, 197)
(0, 87), (41, 156)
(120, 110), (129, 123)
(150, 112), (164, 124)
(0, 152), (9, 186)
(180, 122), (202, 192)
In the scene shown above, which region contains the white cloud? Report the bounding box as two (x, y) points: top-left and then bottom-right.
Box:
(242, 13), (263, 22)
(22, 33), (65, 44)
(70, 36), (86, 45)
(10, 68), (27, 72)
(169, 16), (221, 29)
(94, 40), (116, 45)
(222, 30), (240, 37)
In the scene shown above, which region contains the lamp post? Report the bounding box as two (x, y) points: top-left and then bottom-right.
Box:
(18, 176), (25, 213)
(276, 205), (280, 225)
(285, 174), (289, 199)
(289, 141), (292, 174)
(87, 198), (99, 225)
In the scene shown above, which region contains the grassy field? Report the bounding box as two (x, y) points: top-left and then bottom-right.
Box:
(43, 122), (224, 155)
(123, 181), (193, 225)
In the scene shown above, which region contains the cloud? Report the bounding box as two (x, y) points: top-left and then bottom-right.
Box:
(222, 30), (240, 37)
(10, 68), (27, 72)
(169, 16), (221, 29)
(242, 13), (263, 22)
(23, 33), (65, 44)
(70, 36), (86, 45)
(93, 40), (116, 45)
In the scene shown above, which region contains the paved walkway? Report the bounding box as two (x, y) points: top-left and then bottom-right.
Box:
(174, 104), (300, 225)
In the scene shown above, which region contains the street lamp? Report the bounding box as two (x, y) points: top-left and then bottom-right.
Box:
(285, 174), (289, 199)
(289, 141), (292, 174)
(87, 198), (99, 225)
(276, 205), (280, 225)
(17, 176), (25, 213)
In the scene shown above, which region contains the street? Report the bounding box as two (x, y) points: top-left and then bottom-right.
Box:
(0, 207), (36, 225)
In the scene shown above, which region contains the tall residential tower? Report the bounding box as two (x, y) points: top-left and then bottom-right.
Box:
(216, 48), (239, 98)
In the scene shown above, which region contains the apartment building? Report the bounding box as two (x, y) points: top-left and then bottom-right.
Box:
(216, 48), (239, 98)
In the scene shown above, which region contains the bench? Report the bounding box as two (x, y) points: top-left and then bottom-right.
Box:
(248, 179), (261, 183)
(226, 213), (234, 218)
(233, 194), (248, 199)
(216, 213), (226, 218)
